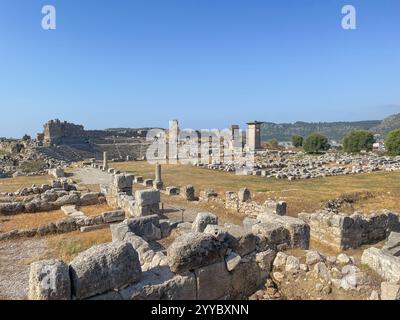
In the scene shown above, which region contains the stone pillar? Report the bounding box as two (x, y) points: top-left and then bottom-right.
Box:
(103, 151), (108, 171)
(168, 119), (179, 163)
(247, 121), (262, 151)
(153, 163), (164, 190)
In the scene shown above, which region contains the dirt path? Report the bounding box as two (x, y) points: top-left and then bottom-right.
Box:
(0, 238), (49, 300)
(72, 167), (112, 186)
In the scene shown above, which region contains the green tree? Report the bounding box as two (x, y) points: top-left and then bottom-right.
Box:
(385, 129), (400, 156)
(303, 133), (330, 154)
(22, 134), (31, 141)
(291, 135), (304, 148)
(342, 130), (374, 153)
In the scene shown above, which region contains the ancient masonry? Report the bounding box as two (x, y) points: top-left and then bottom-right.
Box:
(27, 163), (314, 300)
(299, 211), (400, 251)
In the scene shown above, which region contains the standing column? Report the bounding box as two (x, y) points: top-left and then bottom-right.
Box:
(153, 162), (163, 190)
(103, 151), (108, 171)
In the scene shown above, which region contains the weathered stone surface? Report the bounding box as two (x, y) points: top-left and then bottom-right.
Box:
(380, 282), (400, 300)
(257, 213), (310, 249)
(79, 192), (101, 206)
(361, 247), (400, 283)
(225, 252), (242, 272)
(69, 241), (142, 300)
(195, 261), (232, 300)
(313, 262), (331, 283)
(120, 266), (196, 300)
(306, 251), (324, 266)
(167, 232), (226, 274)
(102, 210), (125, 223)
(252, 222), (291, 250)
(125, 215), (161, 241)
(222, 224), (257, 256)
(54, 194), (80, 207)
(80, 224), (108, 233)
(285, 256), (300, 272)
(61, 205), (77, 215)
(238, 188), (251, 202)
(181, 185), (195, 201)
(231, 253), (263, 299)
(255, 250), (276, 277)
(28, 259), (71, 300)
(135, 189), (160, 207)
(383, 232), (400, 257)
(192, 212), (218, 233)
(273, 252), (288, 270)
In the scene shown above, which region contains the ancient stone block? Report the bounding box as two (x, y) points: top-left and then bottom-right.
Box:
(361, 247), (400, 283)
(135, 189), (160, 207)
(79, 192), (101, 206)
(181, 185), (195, 201)
(120, 266), (196, 300)
(238, 188), (251, 202)
(69, 241), (142, 300)
(167, 232), (226, 274)
(257, 213), (310, 249)
(192, 212), (218, 233)
(195, 261), (232, 300)
(28, 259), (71, 300)
(102, 210), (125, 223)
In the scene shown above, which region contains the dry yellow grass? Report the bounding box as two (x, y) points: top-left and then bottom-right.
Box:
(78, 203), (114, 216)
(0, 175), (52, 193)
(47, 229), (112, 262)
(0, 210), (65, 232)
(112, 161), (400, 215)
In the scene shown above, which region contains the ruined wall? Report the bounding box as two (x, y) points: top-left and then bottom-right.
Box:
(299, 211), (400, 251)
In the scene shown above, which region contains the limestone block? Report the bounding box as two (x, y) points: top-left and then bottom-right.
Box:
(29, 259), (71, 300)
(69, 241), (142, 300)
(167, 232), (226, 274)
(192, 212), (218, 233)
(195, 261), (232, 300)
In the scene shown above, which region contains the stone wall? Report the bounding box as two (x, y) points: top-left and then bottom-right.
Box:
(299, 211), (400, 251)
(28, 209), (311, 300)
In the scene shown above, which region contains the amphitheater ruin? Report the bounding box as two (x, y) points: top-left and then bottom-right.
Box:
(1, 119), (400, 301)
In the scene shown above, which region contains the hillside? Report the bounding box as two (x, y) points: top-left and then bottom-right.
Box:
(260, 113), (400, 141)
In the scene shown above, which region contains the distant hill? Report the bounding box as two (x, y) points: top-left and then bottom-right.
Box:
(370, 113), (400, 135)
(260, 114), (400, 141)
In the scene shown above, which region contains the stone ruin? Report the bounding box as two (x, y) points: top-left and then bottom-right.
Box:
(27, 188), (311, 300)
(25, 161), (312, 301)
(299, 210), (400, 251)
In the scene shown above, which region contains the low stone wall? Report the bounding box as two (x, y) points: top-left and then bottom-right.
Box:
(224, 188), (287, 217)
(299, 210), (400, 251)
(0, 190), (105, 216)
(0, 209), (125, 241)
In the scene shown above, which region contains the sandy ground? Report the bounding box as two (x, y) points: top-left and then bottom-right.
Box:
(0, 238), (50, 300)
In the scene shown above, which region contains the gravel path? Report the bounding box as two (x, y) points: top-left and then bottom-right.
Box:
(0, 238), (49, 300)
(72, 167), (112, 186)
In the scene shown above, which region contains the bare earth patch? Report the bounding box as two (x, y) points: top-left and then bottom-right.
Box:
(0, 238), (50, 300)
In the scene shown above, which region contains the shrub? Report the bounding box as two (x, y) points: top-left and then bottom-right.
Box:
(343, 130), (374, 153)
(385, 129), (400, 156)
(291, 135), (304, 148)
(303, 133), (329, 154)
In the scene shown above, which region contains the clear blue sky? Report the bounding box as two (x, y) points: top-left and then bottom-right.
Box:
(0, 0), (399, 137)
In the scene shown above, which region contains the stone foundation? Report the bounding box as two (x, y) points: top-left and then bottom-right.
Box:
(299, 211), (400, 251)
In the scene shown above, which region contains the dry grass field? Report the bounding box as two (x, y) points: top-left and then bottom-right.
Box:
(47, 229), (112, 262)
(112, 161), (400, 215)
(0, 175), (52, 193)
